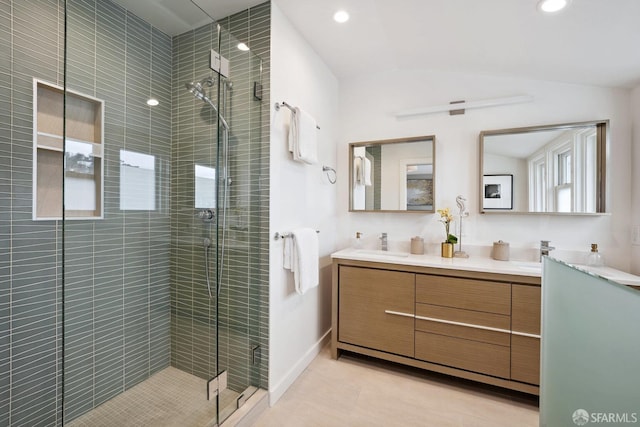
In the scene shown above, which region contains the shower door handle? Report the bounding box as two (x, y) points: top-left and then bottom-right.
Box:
(203, 237), (213, 298)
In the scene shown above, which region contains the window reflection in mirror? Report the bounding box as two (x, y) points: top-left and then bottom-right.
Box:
(349, 135), (435, 213)
(480, 120), (607, 214)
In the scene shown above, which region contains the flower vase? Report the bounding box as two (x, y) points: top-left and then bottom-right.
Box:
(441, 242), (454, 258)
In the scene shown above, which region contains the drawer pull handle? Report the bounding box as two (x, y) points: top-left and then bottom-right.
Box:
(384, 310), (415, 318)
(511, 331), (541, 339)
(415, 315), (512, 335)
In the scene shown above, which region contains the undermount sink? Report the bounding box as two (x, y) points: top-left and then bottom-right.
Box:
(510, 261), (542, 272)
(354, 249), (410, 258)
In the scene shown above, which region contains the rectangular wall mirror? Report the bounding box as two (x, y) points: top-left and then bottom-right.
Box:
(349, 135), (435, 213)
(479, 120), (608, 214)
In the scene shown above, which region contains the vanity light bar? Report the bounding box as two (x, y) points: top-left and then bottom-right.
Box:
(395, 95), (534, 118)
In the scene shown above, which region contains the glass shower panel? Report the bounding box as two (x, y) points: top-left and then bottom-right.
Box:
(540, 258), (640, 426)
(63, 0), (173, 423)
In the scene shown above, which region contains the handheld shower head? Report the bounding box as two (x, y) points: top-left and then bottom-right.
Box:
(185, 76), (229, 130)
(185, 81), (205, 100)
(186, 76), (215, 101)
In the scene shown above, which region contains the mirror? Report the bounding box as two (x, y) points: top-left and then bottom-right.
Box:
(480, 120), (607, 214)
(349, 135), (435, 213)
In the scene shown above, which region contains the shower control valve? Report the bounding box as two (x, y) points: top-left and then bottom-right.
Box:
(198, 209), (215, 221)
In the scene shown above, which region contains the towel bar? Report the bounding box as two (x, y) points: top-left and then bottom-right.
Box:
(274, 230), (320, 240)
(274, 101), (321, 129)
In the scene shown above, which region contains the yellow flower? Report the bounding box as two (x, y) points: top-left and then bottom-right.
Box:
(437, 208), (454, 224)
(437, 207), (457, 243)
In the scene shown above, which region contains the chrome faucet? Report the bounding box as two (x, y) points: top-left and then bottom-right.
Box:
(540, 240), (555, 262)
(379, 233), (388, 251)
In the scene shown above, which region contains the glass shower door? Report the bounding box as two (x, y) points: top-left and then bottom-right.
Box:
(212, 25), (266, 424)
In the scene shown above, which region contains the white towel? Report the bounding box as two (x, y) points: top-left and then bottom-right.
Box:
(291, 228), (319, 295)
(283, 234), (293, 270)
(354, 156), (372, 186)
(289, 107), (318, 165)
(354, 156), (363, 185)
(363, 156), (372, 186)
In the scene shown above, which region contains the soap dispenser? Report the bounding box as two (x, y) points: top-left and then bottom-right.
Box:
(586, 243), (604, 267)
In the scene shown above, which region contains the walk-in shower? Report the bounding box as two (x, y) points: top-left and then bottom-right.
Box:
(50, 1), (270, 426)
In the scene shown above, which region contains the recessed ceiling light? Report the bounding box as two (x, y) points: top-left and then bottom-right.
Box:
(333, 10), (349, 23)
(537, 0), (570, 13)
(237, 42), (250, 51)
(146, 98), (159, 106)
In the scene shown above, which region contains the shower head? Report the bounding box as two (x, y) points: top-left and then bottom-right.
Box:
(185, 77), (229, 130)
(185, 81), (205, 100)
(185, 77), (214, 100)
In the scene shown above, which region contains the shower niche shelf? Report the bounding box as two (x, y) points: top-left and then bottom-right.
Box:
(33, 79), (104, 220)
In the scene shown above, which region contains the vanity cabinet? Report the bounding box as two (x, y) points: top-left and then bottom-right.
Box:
(511, 284), (542, 385)
(338, 266), (415, 357)
(414, 275), (512, 379)
(332, 258), (541, 395)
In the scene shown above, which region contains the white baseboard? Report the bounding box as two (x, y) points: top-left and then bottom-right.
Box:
(268, 329), (331, 406)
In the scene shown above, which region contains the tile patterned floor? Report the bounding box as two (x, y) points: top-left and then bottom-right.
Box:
(66, 366), (239, 427)
(253, 346), (539, 427)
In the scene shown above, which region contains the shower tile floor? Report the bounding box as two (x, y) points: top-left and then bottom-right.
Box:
(66, 367), (239, 427)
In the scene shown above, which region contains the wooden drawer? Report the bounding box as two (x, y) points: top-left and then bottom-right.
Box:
(511, 335), (540, 385)
(338, 266), (415, 357)
(415, 331), (510, 379)
(415, 304), (510, 346)
(512, 285), (541, 335)
(416, 274), (511, 315)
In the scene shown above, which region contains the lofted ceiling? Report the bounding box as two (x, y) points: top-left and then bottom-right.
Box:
(111, 0), (640, 89)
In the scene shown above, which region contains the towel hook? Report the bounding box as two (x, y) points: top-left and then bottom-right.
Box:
(322, 166), (337, 184)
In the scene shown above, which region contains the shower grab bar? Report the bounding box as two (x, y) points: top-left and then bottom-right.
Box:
(274, 230), (320, 240)
(274, 101), (321, 129)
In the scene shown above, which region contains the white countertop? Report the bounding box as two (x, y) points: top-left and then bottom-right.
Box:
(331, 247), (640, 286)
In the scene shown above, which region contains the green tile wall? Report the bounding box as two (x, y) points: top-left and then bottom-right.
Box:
(2, 1), (64, 426)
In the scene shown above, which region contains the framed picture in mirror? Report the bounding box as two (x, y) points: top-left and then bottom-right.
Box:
(483, 174), (513, 210)
(406, 174), (433, 210)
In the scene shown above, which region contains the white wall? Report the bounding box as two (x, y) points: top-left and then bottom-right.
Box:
(631, 86), (640, 274)
(336, 69), (633, 271)
(268, 4), (339, 405)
